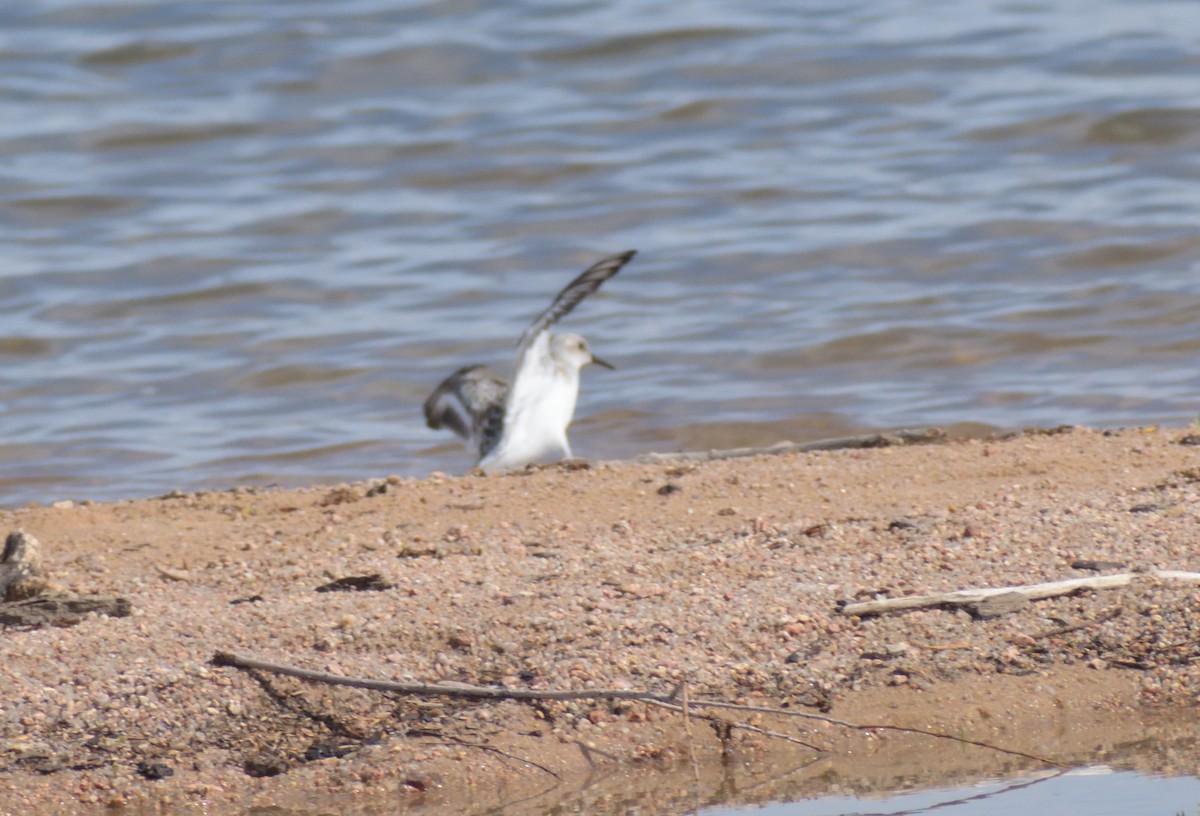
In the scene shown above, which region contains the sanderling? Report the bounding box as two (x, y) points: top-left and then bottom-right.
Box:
(424, 250), (636, 471)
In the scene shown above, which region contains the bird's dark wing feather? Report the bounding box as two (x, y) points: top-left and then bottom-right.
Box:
(424, 365), (508, 457)
(516, 250), (636, 353)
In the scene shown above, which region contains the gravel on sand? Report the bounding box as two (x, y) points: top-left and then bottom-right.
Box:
(2, 426), (1200, 813)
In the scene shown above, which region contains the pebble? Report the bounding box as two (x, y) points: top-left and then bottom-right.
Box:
(7, 428), (1200, 809)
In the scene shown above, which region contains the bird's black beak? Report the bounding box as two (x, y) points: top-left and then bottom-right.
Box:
(590, 354), (615, 370)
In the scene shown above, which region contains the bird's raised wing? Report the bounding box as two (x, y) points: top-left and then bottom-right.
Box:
(516, 250), (636, 354)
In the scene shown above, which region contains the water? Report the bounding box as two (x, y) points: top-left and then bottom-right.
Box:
(703, 767), (1200, 816)
(3, 0), (1200, 506)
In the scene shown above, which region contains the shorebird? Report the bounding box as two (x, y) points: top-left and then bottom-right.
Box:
(424, 250), (636, 471)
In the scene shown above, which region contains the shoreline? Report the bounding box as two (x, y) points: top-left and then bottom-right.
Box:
(2, 425), (1200, 813)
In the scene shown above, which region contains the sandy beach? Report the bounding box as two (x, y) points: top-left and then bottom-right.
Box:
(3, 425), (1200, 814)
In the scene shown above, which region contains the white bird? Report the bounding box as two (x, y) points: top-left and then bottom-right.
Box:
(424, 250), (636, 471)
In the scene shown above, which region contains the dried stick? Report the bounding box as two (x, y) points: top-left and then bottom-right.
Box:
(212, 650), (1057, 765)
(213, 651), (671, 703)
(838, 570), (1200, 618)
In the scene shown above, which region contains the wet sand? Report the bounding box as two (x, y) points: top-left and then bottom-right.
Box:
(2, 425), (1200, 814)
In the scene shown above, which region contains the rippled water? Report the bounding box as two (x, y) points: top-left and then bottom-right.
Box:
(3, 1), (1200, 505)
(703, 767), (1200, 816)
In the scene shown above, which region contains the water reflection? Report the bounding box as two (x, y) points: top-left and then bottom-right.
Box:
(703, 768), (1200, 816)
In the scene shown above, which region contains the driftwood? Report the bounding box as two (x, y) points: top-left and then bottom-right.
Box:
(0, 529), (132, 627)
(211, 650), (1059, 766)
(0, 596), (132, 627)
(633, 428), (945, 465)
(838, 570), (1200, 618)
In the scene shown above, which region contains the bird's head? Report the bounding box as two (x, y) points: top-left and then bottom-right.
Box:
(550, 332), (614, 373)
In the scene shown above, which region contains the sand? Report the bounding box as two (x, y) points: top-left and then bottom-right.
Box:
(2, 425), (1200, 814)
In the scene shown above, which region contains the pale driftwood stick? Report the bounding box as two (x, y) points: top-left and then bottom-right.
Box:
(632, 428), (944, 465)
(213, 651), (669, 703)
(838, 570), (1200, 618)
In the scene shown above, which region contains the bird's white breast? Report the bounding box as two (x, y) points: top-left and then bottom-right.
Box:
(479, 337), (581, 471)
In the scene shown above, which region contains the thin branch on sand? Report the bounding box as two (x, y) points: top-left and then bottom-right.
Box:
(212, 651), (672, 702)
(211, 650), (1061, 767)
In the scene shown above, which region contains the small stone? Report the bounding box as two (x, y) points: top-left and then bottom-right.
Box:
(965, 592), (1028, 619)
(243, 752), (288, 778)
(136, 761), (174, 781)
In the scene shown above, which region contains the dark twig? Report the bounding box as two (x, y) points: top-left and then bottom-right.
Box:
(213, 651), (672, 702)
(211, 650), (1061, 767)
